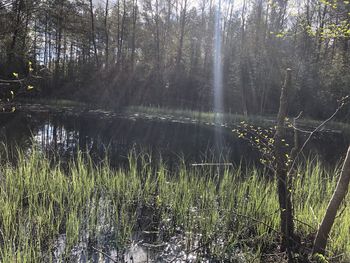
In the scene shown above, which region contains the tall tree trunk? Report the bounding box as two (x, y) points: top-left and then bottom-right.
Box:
(49, 28), (52, 70)
(89, 0), (99, 67)
(8, 0), (23, 64)
(239, 0), (248, 116)
(176, 0), (187, 70)
(316, 5), (327, 62)
(155, 0), (161, 74)
(105, 0), (109, 68)
(116, 0), (120, 64)
(312, 146), (350, 256)
(130, 0), (137, 72)
(203, 0), (213, 77)
(164, 0), (172, 69)
(117, 0), (126, 71)
(343, 7), (350, 63)
(274, 68), (295, 262)
(32, 19), (37, 62)
(44, 14), (48, 67)
(68, 42), (74, 77)
(21, 2), (30, 58)
(63, 32), (67, 74)
(55, 0), (64, 73)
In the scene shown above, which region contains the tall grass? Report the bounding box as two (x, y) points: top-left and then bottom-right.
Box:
(0, 148), (349, 262)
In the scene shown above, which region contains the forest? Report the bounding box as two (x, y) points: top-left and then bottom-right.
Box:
(0, 0), (350, 262)
(0, 0), (349, 117)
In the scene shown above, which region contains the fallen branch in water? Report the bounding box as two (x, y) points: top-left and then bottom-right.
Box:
(0, 78), (26, 83)
(191, 163), (233, 167)
(91, 246), (118, 263)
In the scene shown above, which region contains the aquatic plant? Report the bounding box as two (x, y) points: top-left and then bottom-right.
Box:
(0, 148), (349, 262)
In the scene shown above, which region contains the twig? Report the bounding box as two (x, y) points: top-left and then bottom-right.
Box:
(294, 218), (317, 231)
(191, 163), (233, 167)
(335, 200), (347, 219)
(0, 78), (26, 83)
(232, 211), (280, 234)
(287, 98), (349, 177)
(91, 246), (118, 263)
(329, 253), (345, 261)
(168, 236), (215, 263)
(290, 126), (312, 134)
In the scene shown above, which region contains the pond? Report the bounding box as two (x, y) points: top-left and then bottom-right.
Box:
(0, 103), (348, 168)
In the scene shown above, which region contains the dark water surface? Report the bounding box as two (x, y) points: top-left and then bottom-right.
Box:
(0, 104), (348, 167)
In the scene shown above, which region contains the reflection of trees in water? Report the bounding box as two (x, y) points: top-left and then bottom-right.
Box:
(0, 113), (33, 161)
(0, 112), (347, 168)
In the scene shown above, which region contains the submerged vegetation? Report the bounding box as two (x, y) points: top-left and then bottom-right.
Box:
(0, 148), (349, 262)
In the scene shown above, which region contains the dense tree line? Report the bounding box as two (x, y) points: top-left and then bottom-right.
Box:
(0, 0), (349, 118)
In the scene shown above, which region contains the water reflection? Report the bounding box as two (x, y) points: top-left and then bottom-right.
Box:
(0, 111), (257, 168)
(0, 110), (348, 168)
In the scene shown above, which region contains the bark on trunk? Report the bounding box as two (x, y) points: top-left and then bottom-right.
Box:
(117, 0), (126, 71)
(176, 0), (187, 70)
(239, 0), (248, 117)
(274, 68), (295, 261)
(312, 146), (350, 256)
(89, 0), (99, 67)
(130, 0), (137, 72)
(105, 0), (109, 68)
(8, 0), (23, 64)
(155, 0), (161, 73)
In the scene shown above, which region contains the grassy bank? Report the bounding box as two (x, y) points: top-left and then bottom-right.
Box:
(0, 149), (349, 262)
